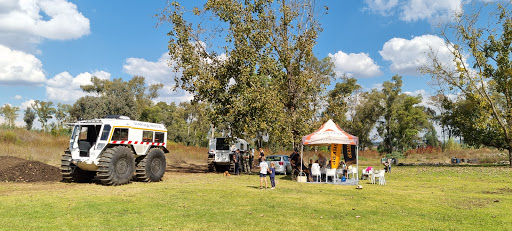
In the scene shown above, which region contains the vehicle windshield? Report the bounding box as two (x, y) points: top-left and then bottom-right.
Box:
(267, 156), (282, 161)
(215, 138), (230, 150)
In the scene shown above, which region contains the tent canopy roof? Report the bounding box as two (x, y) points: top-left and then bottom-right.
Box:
(302, 119), (358, 146)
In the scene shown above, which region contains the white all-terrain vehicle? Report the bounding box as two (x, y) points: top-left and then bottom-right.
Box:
(61, 115), (169, 185)
(207, 137), (248, 172)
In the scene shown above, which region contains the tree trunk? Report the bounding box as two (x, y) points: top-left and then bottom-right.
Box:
(509, 141), (512, 167)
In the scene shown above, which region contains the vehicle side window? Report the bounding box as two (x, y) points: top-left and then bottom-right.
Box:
(112, 128), (129, 141)
(78, 127), (88, 140)
(284, 156), (289, 161)
(154, 132), (165, 143)
(142, 131), (153, 142)
(100, 125), (111, 141)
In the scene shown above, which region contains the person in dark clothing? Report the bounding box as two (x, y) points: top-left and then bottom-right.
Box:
(290, 149), (311, 181)
(258, 149), (264, 163)
(234, 149), (241, 175)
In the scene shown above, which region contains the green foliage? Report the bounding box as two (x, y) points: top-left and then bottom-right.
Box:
(167, 102), (210, 147)
(0, 104), (20, 128)
(323, 77), (361, 126)
(32, 100), (56, 132)
(377, 75), (429, 153)
(423, 2), (512, 165)
(350, 89), (384, 149)
(443, 138), (463, 151)
(55, 103), (72, 128)
(23, 107), (36, 130)
(160, 0), (330, 148)
(385, 151), (405, 159)
(0, 130), (19, 144)
(71, 76), (162, 121)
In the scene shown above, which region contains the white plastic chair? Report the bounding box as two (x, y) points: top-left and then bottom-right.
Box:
(336, 168), (344, 180)
(347, 167), (357, 179)
(372, 170), (386, 185)
(362, 168), (373, 181)
(311, 163), (321, 182)
(326, 168), (337, 183)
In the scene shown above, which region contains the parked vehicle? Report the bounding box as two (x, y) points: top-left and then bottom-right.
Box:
(61, 115), (169, 186)
(207, 137), (248, 172)
(266, 155), (292, 175)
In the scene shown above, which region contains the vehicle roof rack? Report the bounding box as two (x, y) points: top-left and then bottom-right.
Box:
(104, 115), (131, 120)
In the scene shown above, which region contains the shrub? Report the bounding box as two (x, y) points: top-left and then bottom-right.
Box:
(0, 130), (19, 144)
(386, 152), (405, 159)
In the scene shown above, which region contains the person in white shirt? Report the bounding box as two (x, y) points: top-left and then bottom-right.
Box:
(259, 156), (269, 190)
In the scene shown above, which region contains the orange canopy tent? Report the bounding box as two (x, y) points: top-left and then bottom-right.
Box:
(300, 119), (359, 182)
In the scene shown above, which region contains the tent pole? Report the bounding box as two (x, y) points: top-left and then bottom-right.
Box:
(356, 145), (359, 184)
(300, 144), (303, 180)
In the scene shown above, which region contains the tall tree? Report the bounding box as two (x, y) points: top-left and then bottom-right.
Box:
(75, 76), (163, 120)
(377, 75), (403, 153)
(32, 100), (56, 132)
(24, 107), (36, 130)
(423, 2), (512, 166)
(160, 0), (330, 148)
(55, 103), (72, 128)
(377, 75), (429, 153)
(0, 104), (20, 128)
(350, 89), (384, 150)
(323, 77), (361, 127)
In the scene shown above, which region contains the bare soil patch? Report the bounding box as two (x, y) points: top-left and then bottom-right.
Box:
(0, 156), (61, 182)
(166, 163), (209, 174)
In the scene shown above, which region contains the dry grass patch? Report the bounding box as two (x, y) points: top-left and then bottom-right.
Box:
(0, 129), (68, 166)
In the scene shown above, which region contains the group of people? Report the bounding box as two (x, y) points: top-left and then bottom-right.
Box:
(257, 153), (276, 190)
(232, 148), (255, 175)
(382, 157), (392, 173)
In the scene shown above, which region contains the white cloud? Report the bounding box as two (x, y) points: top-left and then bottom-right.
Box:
(123, 53), (193, 104)
(45, 71), (111, 103)
(400, 0), (462, 23)
(364, 0), (463, 24)
(20, 99), (35, 110)
(379, 34), (454, 76)
(14, 95), (22, 99)
(328, 50), (383, 78)
(0, 44), (46, 85)
(0, 0), (90, 51)
(364, 0), (399, 16)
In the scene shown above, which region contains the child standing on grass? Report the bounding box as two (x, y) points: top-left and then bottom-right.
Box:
(269, 162), (276, 189)
(259, 156), (268, 190)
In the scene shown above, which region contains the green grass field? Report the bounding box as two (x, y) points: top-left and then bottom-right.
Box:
(1, 165), (511, 230)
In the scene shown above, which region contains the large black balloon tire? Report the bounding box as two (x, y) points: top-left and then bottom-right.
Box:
(135, 148), (166, 182)
(97, 146), (135, 186)
(61, 151), (95, 183)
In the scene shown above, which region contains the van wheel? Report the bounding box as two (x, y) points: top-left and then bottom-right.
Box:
(97, 146), (135, 186)
(61, 151), (95, 183)
(135, 148), (166, 182)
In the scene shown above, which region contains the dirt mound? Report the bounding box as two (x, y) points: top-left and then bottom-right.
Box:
(0, 156), (61, 182)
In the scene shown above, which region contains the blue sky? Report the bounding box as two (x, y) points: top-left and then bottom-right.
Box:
(0, 0), (477, 126)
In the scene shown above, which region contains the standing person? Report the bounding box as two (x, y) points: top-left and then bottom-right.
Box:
(249, 148), (254, 172)
(318, 154), (327, 168)
(340, 161), (347, 178)
(234, 149), (241, 175)
(243, 149), (250, 174)
(269, 162), (276, 189)
(259, 156), (268, 190)
(239, 150), (245, 173)
(258, 149), (264, 164)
